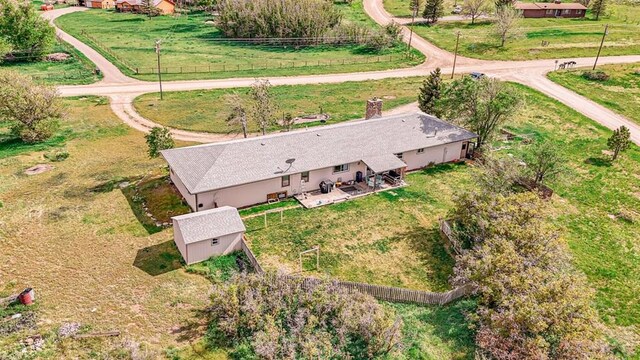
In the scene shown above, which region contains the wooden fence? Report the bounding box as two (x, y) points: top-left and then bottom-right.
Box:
(439, 219), (463, 256)
(241, 237), (473, 306)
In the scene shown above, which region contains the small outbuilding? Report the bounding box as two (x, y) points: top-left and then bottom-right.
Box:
(172, 206), (246, 265)
(514, 1), (587, 18)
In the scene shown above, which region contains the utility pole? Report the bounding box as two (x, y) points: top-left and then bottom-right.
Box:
(155, 39), (163, 100)
(451, 31), (460, 79)
(408, 7), (417, 51)
(593, 24), (608, 70)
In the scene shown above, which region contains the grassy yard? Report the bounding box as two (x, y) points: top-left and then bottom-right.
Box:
(0, 42), (100, 85)
(548, 62), (640, 124)
(240, 81), (640, 354)
(134, 77), (424, 133)
(410, 3), (640, 60)
(383, 0), (457, 18)
(0, 96), (211, 357)
(54, 3), (423, 81)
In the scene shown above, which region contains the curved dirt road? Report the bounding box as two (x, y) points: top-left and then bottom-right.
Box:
(47, 4), (640, 144)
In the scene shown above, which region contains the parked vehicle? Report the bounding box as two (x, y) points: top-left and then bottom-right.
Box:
(470, 72), (486, 80)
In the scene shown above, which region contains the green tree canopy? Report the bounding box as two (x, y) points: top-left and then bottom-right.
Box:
(145, 126), (175, 158)
(607, 125), (631, 161)
(0, 0), (55, 61)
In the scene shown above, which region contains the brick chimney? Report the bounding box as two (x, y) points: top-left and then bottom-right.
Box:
(365, 98), (383, 120)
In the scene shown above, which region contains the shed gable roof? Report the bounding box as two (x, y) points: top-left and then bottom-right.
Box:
(173, 207), (245, 244)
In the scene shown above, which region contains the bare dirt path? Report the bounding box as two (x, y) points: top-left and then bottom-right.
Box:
(46, 5), (640, 144)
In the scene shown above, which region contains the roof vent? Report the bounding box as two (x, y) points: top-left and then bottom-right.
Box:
(317, 133), (321, 137)
(261, 142), (266, 146)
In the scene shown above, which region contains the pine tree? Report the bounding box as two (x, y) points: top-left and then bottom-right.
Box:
(607, 125), (630, 161)
(418, 68), (442, 116)
(422, 0), (444, 23)
(591, 0), (606, 20)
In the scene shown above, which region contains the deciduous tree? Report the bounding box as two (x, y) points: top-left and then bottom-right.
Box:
(523, 140), (565, 185)
(0, 71), (62, 143)
(249, 79), (278, 136)
(461, 0), (490, 24)
(607, 125), (630, 161)
(0, 0), (55, 61)
(494, 5), (521, 46)
(417, 67), (442, 116)
(422, 0), (444, 23)
(224, 93), (249, 138)
(437, 76), (521, 150)
(208, 272), (403, 359)
(591, 0), (606, 20)
(145, 126), (174, 158)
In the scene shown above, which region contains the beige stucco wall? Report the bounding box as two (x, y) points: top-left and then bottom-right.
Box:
(156, 0), (174, 14)
(172, 220), (188, 263)
(170, 168), (197, 211)
(185, 232), (243, 264)
(401, 141), (465, 171)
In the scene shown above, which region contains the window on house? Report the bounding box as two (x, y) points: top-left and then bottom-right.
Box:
(462, 143), (467, 150)
(576, 9), (582, 14)
(301, 171), (309, 183)
(563, 9), (570, 14)
(417, 148), (425, 154)
(211, 238), (219, 246)
(546, 9), (553, 14)
(333, 164), (349, 173)
(394, 152), (404, 159)
(282, 175), (290, 187)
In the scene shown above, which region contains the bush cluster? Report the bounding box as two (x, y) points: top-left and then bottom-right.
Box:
(216, 0), (341, 40)
(207, 271), (403, 359)
(581, 70), (610, 81)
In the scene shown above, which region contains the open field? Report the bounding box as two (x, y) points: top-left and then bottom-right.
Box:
(0, 97), (211, 357)
(0, 42), (100, 85)
(134, 78), (424, 133)
(548, 62), (640, 124)
(54, 3), (423, 81)
(384, 0), (457, 18)
(410, 4), (640, 60)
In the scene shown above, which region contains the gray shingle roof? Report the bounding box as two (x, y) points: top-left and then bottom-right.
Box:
(161, 111), (477, 194)
(361, 154), (407, 173)
(172, 206), (245, 244)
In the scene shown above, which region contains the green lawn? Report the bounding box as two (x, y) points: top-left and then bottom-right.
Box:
(134, 77), (424, 133)
(54, 4), (423, 81)
(383, 0), (457, 18)
(410, 4), (640, 60)
(548, 62), (640, 124)
(0, 42), (100, 85)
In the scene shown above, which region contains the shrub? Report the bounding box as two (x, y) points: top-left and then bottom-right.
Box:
(581, 70), (610, 81)
(207, 271), (403, 359)
(0, 0), (55, 61)
(145, 126), (174, 158)
(44, 149), (69, 162)
(363, 23), (402, 51)
(216, 0), (341, 40)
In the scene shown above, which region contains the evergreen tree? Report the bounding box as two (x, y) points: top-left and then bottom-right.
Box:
(591, 0), (606, 20)
(607, 125), (630, 161)
(418, 68), (442, 116)
(422, 0), (444, 23)
(494, 0), (514, 9)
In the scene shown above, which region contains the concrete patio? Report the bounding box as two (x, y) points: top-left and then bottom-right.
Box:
(294, 181), (406, 209)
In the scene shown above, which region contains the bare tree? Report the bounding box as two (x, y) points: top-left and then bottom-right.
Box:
(281, 112), (295, 131)
(248, 79), (278, 136)
(224, 93), (249, 138)
(494, 6), (521, 46)
(523, 141), (565, 186)
(462, 0), (490, 24)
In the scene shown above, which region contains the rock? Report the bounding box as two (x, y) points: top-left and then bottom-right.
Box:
(118, 181), (130, 189)
(45, 53), (71, 62)
(58, 322), (81, 337)
(24, 164), (54, 176)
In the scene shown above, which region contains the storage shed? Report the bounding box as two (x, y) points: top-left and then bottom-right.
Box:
(172, 206), (245, 265)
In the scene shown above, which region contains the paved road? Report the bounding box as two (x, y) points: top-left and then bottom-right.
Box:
(47, 5), (640, 144)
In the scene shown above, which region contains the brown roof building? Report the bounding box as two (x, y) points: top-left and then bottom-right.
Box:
(514, 1), (587, 18)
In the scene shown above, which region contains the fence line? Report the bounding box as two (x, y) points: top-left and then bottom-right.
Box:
(79, 30), (137, 72)
(135, 54), (406, 75)
(439, 219), (463, 256)
(240, 237), (473, 305)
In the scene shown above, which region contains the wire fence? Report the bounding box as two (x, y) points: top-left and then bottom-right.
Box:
(79, 30), (137, 72)
(134, 54), (407, 75)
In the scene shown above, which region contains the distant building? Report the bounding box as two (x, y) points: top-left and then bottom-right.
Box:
(115, 0), (175, 14)
(514, 1), (587, 18)
(85, 0), (115, 9)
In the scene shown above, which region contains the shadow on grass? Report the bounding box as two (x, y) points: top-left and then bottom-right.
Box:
(420, 161), (467, 176)
(585, 156), (612, 167)
(133, 240), (183, 276)
(0, 132), (66, 160)
(403, 227), (455, 291)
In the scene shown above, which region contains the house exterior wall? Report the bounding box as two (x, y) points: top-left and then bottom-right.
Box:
(185, 232), (243, 264)
(174, 142), (470, 210)
(172, 221), (188, 263)
(156, 0), (174, 14)
(522, 8), (585, 18)
(170, 168), (197, 210)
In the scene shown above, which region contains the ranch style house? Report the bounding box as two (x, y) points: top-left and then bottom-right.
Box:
(161, 111), (478, 210)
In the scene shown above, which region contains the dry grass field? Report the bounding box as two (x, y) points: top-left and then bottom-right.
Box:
(0, 97), (212, 357)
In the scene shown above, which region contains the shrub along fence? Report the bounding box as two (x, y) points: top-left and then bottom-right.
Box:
(240, 237), (473, 306)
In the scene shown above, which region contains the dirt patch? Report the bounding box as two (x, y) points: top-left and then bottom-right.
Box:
(24, 164), (53, 176)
